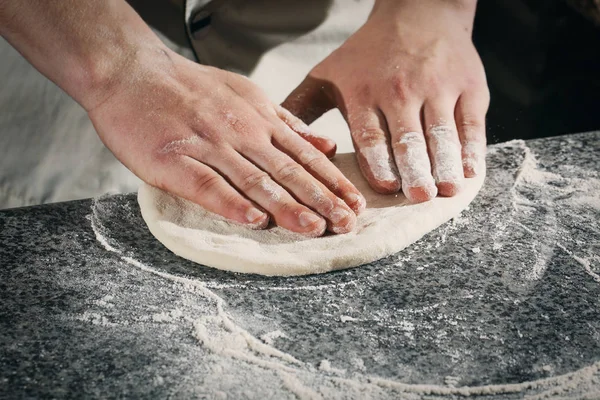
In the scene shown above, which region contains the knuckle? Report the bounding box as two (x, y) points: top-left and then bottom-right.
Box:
(459, 114), (485, 133)
(239, 171), (270, 192)
(352, 127), (385, 145)
(389, 76), (411, 101)
(194, 173), (222, 195)
(392, 131), (424, 153)
(353, 82), (372, 100)
(274, 162), (304, 183)
(426, 122), (455, 139)
(296, 147), (325, 169)
(190, 112), (222, 142)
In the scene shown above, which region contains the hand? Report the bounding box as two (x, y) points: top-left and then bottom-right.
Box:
(88, 48), (366, 236)
(282, 0), (489, 202)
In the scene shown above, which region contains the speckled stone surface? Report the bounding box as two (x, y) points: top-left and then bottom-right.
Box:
(1, 132), (599, 399)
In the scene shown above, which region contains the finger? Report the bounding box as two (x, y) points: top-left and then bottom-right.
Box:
(455, 91), (488, 177)
(423, 99), (464, 197)
(276, 105), (337, 159)
(347, 108), (401, 194)
(221, 73), (336, 159)
(202, 146), (327, 237)
(157, 155), (269, 229)
(271, 125), (366, 214)
(281, 76), (335, 125)
(246, 141), (357, 234)
(382, 103), (437, 203)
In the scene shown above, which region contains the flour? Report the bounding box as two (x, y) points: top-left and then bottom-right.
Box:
(159, 136), (202, 155)
(319, 360), (346, 375)
(340, 315), (358, 323)
(427, 124), (463, 187)
(486, 139), (600, 282)
(260, 330), (287, 345)
(75, 311), (117, 327)
(86, 137), (600, 399)
(359, 143), (399, 183)
(557, 243), (600, 284)
(461, 141), (486, 176)
(258, 177), (284, 203)
(395, 131), (437, 198)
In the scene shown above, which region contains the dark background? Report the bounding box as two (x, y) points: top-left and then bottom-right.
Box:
(129, 0), (600, 144)
(474, 0), (600, 143)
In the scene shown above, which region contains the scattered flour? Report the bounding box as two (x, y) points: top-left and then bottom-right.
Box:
(87, 137), (600, 399)
(260, 330), (286, 345)
(319, 360), (346, 376)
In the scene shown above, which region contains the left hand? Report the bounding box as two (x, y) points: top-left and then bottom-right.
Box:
(282, 0), (489, 203)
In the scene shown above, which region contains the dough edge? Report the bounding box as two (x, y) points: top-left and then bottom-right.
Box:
(137, 170), (485, 276)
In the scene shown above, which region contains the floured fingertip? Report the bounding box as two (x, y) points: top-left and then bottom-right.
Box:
(437, 180), (463, 197)
(244, 208), (270, 229)
(462, 141), (487, 178)
(298, 212), (327, 237)
(345, 192), (367, 213)
(403, 181), (438, 203)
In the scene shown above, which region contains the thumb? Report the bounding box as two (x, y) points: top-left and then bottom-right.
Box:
(280, 76), (337, 158)
(282, 76), (335, 125)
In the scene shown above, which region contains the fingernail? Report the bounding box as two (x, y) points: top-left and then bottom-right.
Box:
(345, 193), (366, 212)
(246, 207), (265, 223)
(329, 207), (351, 224)
(331, 214), (356, 234)
(299, 212), (321, 227)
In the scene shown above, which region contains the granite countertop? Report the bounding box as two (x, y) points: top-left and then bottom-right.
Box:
(1, 132), (599, 399)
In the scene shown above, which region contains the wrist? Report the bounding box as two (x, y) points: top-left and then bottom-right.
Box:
(374, 0), (478, 14)
(76, 40), (171, 112)
(371, 0), (477, 33)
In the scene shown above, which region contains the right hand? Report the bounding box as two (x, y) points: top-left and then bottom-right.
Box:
(87, 47), (365, 236)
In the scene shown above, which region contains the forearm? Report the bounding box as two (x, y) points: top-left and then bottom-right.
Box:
(0, 0), (166, 111)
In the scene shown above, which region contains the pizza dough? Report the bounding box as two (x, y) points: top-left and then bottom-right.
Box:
(138, 153), (485, 276)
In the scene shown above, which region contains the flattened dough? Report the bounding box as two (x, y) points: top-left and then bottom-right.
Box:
(138, 153), (485, 276)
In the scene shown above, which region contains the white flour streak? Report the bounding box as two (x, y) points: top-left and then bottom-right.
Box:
(319, 360), (346, 375)
(261, 330), (286, 345)
(557, 244), (600, 284)
(205, 279), (359, 292)
(279, 371), (323, 400)
(159, 136), (201, 154)
(428, 125), (463, 185)
(259, 178), (283, 203)
(495, 140), (559, 281)
(360, 143), (398, 182)
(90, 193), (600, 398)
(395, 132), (436, 194)
(461, 141), (486, 175)
(370, 360), (600, 396)
(340, 315), (358, 323)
